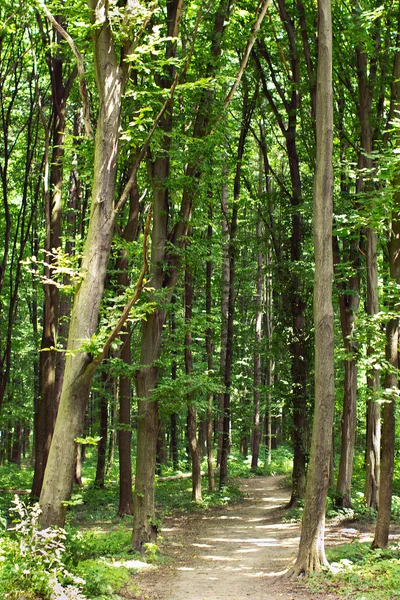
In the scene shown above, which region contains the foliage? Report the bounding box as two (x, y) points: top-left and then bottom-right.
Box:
(74, 559), (130, 600)
(0, 497), (86, 600)
(308, 542), (400, 599)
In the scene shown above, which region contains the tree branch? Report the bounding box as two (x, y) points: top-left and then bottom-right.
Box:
(90, 205), (152, 371)
(37, 0), (93, 138)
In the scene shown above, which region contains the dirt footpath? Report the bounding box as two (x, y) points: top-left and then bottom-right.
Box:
(134, 475), (339, 600)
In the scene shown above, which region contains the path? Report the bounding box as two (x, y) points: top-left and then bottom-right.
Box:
(135, 475), (339, 600)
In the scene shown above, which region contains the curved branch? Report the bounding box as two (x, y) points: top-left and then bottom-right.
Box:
(37, 1), (93, 138)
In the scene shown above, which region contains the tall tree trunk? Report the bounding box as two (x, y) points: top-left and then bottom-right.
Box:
(291, 0), (333, 573)
(356, 42), (381, 511)
(133, 0), (232, 549)
(205, 201), (215, 492)
(220, 88), (255, 486)
(218, 170), (230, 468)
(184, 260), (202, 502)
(251, 218), (263, 470)
(117, 172), (139, 516)
(39, 2), (127, 528)
(170, 297), (179, 471)
(333, 235), (360, 508)
(32, 21), (75, 498)
(372, 51), (400, 547)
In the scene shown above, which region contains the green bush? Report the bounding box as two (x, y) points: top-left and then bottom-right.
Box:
(0, 497), (86, 600)
(75, 559), (130, 600)
(308, 542), (400, 599)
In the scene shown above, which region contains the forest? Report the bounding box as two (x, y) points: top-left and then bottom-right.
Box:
(1, 0), (400, 598)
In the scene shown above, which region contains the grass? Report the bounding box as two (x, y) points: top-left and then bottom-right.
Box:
(308, 542), (400, 599)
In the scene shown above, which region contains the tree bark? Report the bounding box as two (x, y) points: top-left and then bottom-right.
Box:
(372, 50), (400, 547)
(291, 0), (333, 574)
(32, 18), (76, 498)
(95, 369), (109, 488)
(133, 0), (232, 548)
(251, 219), (263, 470)
(333, 235), (360, 508)
(117, 172), (139, 516)
(184, 261), (202, 502)
(39, 1), (128, 528)
(356, 43), (381, 511)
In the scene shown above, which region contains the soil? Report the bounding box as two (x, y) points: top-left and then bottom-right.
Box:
(131, 475), (347, 600)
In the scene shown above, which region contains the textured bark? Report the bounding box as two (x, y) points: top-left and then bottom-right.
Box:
(291, 0), (333, 574)
(32, 19), (76, 498)
(39, 1), (127, 528)
(372, 52), (400, 546)
(357, 43), (381, 510)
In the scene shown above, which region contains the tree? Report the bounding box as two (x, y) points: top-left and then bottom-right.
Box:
(371, 47), (400, 549)
(290, 0), (334, 574)
(39, 0), (147, 528)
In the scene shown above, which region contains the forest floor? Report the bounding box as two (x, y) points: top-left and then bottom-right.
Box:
(130, 475), (352, 600)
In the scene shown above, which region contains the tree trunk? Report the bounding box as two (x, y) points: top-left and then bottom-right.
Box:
(132, 0), (231, 548)
(184, 262), (202, 502)
(205, 201), (215, 491)
(95, 370), (109, 488)
(39, 3), (126, 528)
(291, 0), (333, 574)
(117, 175), (139, 516)
(372, 52), (400, 546)
(32, 20), (75, 498)
(356, 42), (381, 511)
(333, 234), (360, 508)
(371, 320), (397, 548)
(218, 170), (230, 467)
(251, 219), (263, 470)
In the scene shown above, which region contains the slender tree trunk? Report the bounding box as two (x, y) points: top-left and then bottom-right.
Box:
(95, 370), (109, 488)
(218, 170), (230, 467)
(371, 320), (397, 549)
(133, 0), (233, 548)
(184, 261), (202, 502)
(291, 0), (333, 573)
(117, 175), (139, 516)
(205, 202), (215, 491)
(372, 52), (400, 546)
(251, 218), (263, 470)
(333, 235), (360, 508)
(32, 23), (76, 498)
(170, 298), (179, 471)
(356, 43), (381, 511)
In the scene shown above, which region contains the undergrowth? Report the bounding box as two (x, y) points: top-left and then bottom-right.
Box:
(308, 542), (400, 599)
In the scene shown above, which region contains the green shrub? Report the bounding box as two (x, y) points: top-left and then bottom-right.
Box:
(308, 542), (400, 599)
(0, 496), (86, 600)
(75, 559), (130, 599)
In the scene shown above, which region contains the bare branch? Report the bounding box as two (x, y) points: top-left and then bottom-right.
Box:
(90, 205), (152, 371)
(219, 0), (270, 116)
